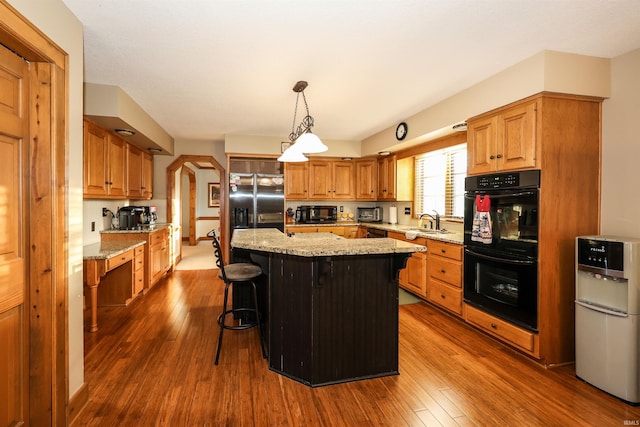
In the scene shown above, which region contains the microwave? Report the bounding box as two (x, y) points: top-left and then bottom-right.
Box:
(357, 207), (382, 223)
(295, 205), (337, 224)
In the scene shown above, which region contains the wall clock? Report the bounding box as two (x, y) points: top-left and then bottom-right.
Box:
(396, 122), (408, 141)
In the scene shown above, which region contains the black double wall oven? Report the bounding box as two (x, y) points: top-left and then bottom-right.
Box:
(463, 170), (540, 332)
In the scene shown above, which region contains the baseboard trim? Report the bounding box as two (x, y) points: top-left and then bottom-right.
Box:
(68, 382), (89, 425)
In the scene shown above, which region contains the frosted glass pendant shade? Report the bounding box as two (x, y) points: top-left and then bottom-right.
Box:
(294, 132), (328, 154)
(277, 145), (308, 162)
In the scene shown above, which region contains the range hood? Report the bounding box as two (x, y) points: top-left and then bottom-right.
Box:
(84, 83), (174, 155)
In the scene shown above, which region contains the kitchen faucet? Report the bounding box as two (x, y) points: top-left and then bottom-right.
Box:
(418, 210), (440, 231)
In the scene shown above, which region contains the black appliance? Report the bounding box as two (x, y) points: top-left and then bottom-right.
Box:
(463, 170), (540, 332)
(117, 206), (145, 230)
(295, 205), (337, 224)
(366, 228), (387, 238)
(140, 206), (157, 225)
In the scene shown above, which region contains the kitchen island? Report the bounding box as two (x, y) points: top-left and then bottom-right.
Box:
(231, 228), (426, 387)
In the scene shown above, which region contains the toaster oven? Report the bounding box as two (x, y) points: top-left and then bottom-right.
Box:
(357, 207), (382, 223)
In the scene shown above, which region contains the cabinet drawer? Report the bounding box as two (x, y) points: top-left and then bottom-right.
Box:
(428, 256), (462, 287)
(465, 304), (537, 354)
(133, 270), (144, 295)
(135, 245), (145, 257)
(106, 249), (133, 271)
(428, 239), (462, 260)
(150, 229), (167, 244)
(134, 253), (144, 272)
(428, 279), (462, 316)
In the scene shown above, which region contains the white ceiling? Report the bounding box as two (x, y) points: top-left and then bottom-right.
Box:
(62, 0), (640, 144)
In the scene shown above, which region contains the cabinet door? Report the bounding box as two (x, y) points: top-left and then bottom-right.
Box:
(355, 159), (377, 200)
(83, 120), (109, 196)
(332, 161), (355, 199)
(142, 152), (153, 199)
(377, 156), (396, 200)
(127, 144), (144, 198)
(497, 101), (537, 171)
(467, 115), (498, 176)
(284, 162), (308, 199)
(308, 160), (332, 199)
(107, 134), (127, 197)
(406, 252), (427, 297)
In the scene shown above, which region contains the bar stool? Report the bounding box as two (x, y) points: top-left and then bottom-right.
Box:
(209, 229), (267, 365)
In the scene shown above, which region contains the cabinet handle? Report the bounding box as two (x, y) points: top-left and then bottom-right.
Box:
(441, 249), (446, 253)
(491, 323), (497, 329)
(440, 269), (446, 273)
(440, 294), (445, 299)
(496, 154), (503, 159)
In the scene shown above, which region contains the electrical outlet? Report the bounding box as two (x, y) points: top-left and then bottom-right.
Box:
(339, 206), (344, 212)
(102, 207), (108, 217)
(91, 221), (95, 232)
(404, 207), (411, 215)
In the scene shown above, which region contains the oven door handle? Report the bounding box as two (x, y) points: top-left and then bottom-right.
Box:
(465, 248), (536, 266)
(465, 191), (536, 200)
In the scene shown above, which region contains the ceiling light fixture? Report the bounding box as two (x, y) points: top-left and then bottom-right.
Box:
(278, 81), (327, 162)
(378, 151), (391, 156)
(114, 128), (136, 137)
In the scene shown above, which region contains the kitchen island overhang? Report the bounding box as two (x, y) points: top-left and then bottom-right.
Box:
(230, 229), (426, 387)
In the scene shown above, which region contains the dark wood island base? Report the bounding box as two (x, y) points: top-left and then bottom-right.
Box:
(231, 229), (424, 387)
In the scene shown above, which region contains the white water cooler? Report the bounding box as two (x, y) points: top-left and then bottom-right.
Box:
(575, 236), (640, 405)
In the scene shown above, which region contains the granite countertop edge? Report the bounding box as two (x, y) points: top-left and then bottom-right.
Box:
(100, 223), (172, 234)
(285, 222), (464, 244)
(83, 240), (146, 260)
(231, 229), (426, 257)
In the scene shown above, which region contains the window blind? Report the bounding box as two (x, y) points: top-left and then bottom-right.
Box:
(414, 143), (467, 219)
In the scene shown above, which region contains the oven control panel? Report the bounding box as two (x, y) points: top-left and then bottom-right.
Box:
(465, 170), (540, 191)
(577, 238), (624, 272)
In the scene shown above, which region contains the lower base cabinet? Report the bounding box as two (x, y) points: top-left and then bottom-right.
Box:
(285, 225), (359, 238)
(465, 304), (539, 357)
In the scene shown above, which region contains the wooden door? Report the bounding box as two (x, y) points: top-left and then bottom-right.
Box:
(127, 144), (144, 198)
(284, 162), (308, 199)
(83, 119), (109, 196)
(498, 101), (537, 171)
(108, 134), (127, 197)
(0, 43), (28, 427)
(467, 115), (498, 175)
(332, 161), (355, 199)
(355, 159), (377, 200)
(308, 160), (332, 199)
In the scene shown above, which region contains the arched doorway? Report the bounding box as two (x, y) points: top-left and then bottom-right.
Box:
(166, 155), (227, 261)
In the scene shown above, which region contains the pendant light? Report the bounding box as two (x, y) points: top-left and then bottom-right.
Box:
(278, 81), (327, 162)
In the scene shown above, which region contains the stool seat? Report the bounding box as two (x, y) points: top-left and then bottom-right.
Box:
(218, 263), (262, 281)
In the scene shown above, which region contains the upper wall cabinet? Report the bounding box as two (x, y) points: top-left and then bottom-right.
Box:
(378, 155), (414, 202)
(83, 119), (153, 199)
(355, 158), (377, 200)
(84, 119), (127, 198)
(467, 100), (537, 175)
(308, 160), (355, 200)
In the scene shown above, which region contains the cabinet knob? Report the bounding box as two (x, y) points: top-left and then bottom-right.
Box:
(489, 155), (496, 160)
(440, 269), (446, 273)
(441, 249), (446, 253)
(491, 323), (497, 329)
(440, 294), (445, 299)
(496, 154), (503, 159)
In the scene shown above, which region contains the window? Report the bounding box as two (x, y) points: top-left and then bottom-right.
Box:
(414, 143), (467, 219)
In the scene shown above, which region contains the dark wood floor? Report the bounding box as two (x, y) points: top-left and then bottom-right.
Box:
(73, 269), (640, 426)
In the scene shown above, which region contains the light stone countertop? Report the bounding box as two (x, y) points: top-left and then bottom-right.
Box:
(100, 223), (172, 234)
(285, 222), (464, 244)
(231, 228), (426, 257)
(83, 240), (146, 260)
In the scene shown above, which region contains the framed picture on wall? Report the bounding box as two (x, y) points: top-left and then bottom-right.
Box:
(208, 182), (220, 207)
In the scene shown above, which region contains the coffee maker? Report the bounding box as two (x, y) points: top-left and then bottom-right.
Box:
(117, 206), (144, 230)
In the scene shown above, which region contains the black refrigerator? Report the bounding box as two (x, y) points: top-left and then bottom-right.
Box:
(229, 172), (285, 233)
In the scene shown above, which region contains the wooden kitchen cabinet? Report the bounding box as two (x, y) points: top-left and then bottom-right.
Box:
(284, 162), (309, 199)
(141, 151), (153, 199)
(377, 156), (414, 201)
(308, 160), (355, 200)
(355, 158), (377, 200)
(84, 118), (154, 199)
(388, 231), (427, 298)
(133, 244), (145, 296)
(467, 100), (537, 175)
(101, 226), (171, 293)
(377, 155), (397, 200)
(427, 239), (463, 317)
(127, 144), (144, 198)
(83, 119), (127, 198)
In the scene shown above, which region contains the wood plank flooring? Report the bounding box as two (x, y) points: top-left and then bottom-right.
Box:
(73, 269), (640, 426)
